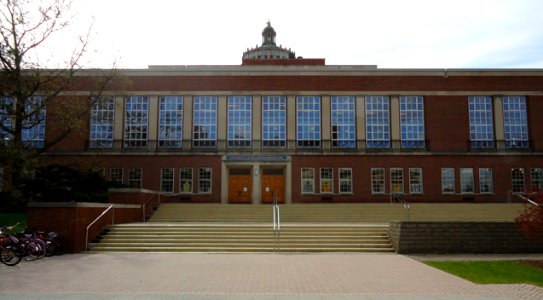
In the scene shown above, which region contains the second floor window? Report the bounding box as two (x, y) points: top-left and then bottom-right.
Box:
(400, 96), (425, 149)
(193, 96), (217, 148)
(227, 96), (252, 148)
(159, 96), (183, 148)
(331, 96), (355, 148)
(503, 96), (529, 149)
(297, 96), (321, 148)
(124, 96), (148, 148)
(468, 96), (494, 149)
(90, 97), (115, 149)
(262, 96), (286, 148)
(366, 96), (390, 149)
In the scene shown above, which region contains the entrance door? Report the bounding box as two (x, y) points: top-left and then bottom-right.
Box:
(228, 169), (252, 203)
(261, 169), (285, 204)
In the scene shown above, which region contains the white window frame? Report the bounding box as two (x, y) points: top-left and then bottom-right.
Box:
(339, 168), (353, 194)
(320, 168), (334, 194)
(441, 168), (455, 194)
(160, 168), (175, 193)
(409, 168), (423, 194)
(128, 167), (143, 189)
(511, 168), (525, 193)
(198, 167), (212, 194)
(460, 168), (474, 194)
(479, 168), (493, 194)
(390, 168), (404, 194)
(301, 168), (315, 194)
(180, 168), (193, 194)
(531, 168), (543, 192)
(371, 168), (385, 194)
(110, 168), (123, 184)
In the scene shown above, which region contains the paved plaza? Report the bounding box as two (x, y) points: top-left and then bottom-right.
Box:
(1, 253), (543, 299)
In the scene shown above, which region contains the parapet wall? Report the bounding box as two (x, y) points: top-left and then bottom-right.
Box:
(389, 221), (543, 254)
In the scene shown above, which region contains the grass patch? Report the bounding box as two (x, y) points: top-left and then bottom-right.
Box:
(426, 260), (543, 287)
(0, 213), (27, 232)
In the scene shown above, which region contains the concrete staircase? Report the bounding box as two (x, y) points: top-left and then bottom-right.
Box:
(90, 203), (525, 253)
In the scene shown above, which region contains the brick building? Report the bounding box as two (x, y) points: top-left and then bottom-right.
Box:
(18, 22), (543, 204)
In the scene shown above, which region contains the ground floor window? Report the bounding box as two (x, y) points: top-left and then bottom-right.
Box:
(110, 168), (123, 184)
(371, 168), (385, 194)
(409, 168), (423, 194)
(479, 168), (493, 194)
(441, 168), (455, 194)
(198, 168), (212, 193)
(180, 168), (193, 193)
(511, 168), (525, 193)
(320, 168), (333, 193)
(531, 168), (543, 192)
(390, 168), (403, 194)
(339, 168), (353, 194)
(128, 168), (142, 188)
(460, 168), (474, 194)
(301, 168), (315, 194)
(160, 168), (174, 193)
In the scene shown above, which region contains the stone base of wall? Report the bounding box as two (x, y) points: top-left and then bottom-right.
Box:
(27, 202), (141, 253)
(389, 221), (543, 254)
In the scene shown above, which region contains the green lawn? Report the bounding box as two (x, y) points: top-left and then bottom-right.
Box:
(426, 261), (543, 287)
(0, 213), (27, 233)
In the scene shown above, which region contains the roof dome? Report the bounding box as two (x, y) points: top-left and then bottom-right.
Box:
(262, 21), (277, 46)
(242, 21), (295, 60)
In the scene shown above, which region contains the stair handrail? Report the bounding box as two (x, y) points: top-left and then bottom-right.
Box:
(142, 193), (161, 222)
(390, 192), (410, 220)
(85, 204), (114, 251)
(272, 191), (281, 252)
(508, 190), (539, 206)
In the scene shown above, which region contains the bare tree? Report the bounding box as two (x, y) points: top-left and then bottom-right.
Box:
(0, 0), (116, 202)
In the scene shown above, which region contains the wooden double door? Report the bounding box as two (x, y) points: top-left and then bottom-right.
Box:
(228, 168), (285, 204)
(261, 169), (285, 204)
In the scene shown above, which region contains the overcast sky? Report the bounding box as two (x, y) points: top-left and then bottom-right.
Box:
(57, 0), (543, 69)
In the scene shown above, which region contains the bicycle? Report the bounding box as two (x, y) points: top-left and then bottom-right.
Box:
(0, 224), (23, 266)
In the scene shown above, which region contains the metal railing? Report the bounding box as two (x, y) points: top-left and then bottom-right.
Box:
(390, 193), (410, 220)
(272, 191), (281, 253)
(85, 205), (114, 251)
(507, 190), (539, 206)
(142, 193), (161, 222)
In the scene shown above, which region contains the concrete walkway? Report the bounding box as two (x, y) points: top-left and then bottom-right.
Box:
(1, 253), (542, 299)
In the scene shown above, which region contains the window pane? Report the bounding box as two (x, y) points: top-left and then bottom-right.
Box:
(366, 96), (390, 149)
(301, 168), (315, 193)
(339, 168), (353, 193)
(22, 96), (46, 148)
(400, 96), (425, 149)
(409, 168), (423, 194)
(228, 96), (252, 148)
(331, 96), (355, 148)
(460, 168), (474, 193)
(90, 97), (115, 148)
(198, 168), (212, 193)
(180, 168), (193, 193)
(320, 168), (333, 193)
(479, 168), (493, 194)
(0, 97), (14, 142)
(262, 96), (286, 148)
(441, 168), (455, 194)
(531, 168), (543, 192)
(159, 96), (183, 148)
(511, 168), (525, 193)
(110, 168), (123, 184)
(468, 96), (494, 149)
(193, 96), (217, 148)
(503, 96), (529, 149)
(161, 168), (174, 193)
(297, 96), (321, 148)
(128, 168), (142, 188)
(371, 168), (385, 194)
(124, 96), (149, 148)
(390, 168), (404, 193)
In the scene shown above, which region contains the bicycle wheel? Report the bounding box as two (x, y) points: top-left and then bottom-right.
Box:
(1, 244), (22, 266)
(23, 240), (46, 261)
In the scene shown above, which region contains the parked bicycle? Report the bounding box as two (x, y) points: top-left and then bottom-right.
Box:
(0, 223), (22, 266)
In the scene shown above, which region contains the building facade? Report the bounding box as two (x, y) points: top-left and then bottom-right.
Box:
(18, 23), (543, 204)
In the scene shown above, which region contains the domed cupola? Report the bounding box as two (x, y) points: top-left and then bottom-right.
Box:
(242, 21), (296, 60)
(262, 21), (277, 46)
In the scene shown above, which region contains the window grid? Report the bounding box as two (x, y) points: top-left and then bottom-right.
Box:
(503, 96), (529, 149)
(479, 168), (493, 194)
(90, 97), (115, 149)
(128, 168), (142, 189)
(301, 168), (315, 194)
(511, 168), (525, 193)
(160, 168), (174, 193)
(390, 168), (404, 194)
(297, 96), (321, 148)
(339, 168), (353, 194)
(180, 168), (193, 193)
(124, 96), (149, 148)
(441, 168), (455, 194)
(193, 96), (217, 148)
(530, 168), (543, 192)
(159, 96), (183, 148)
(400, 96), (425, 149)
(198, 168), (212, 194)
(331, 96), (356, 148)
(22, 96), (46, 148)
(262, 96), (286, 148)
(228, 96), (252, 148)
(371, 168), (385, 194)
(110, 168), (123, 184)
(409, 168), (423, 194)
(460, 168), (474, 194)
(320, 168), (334, 193)
(468, 96), (494, 149)
(366, 96), (390, 149)
(0, 97), (13, 141)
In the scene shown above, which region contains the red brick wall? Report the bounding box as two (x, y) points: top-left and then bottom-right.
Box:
(27, 203), (141, 253)
(528, 96), (543, 151)
(425, 96), (469, 151)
